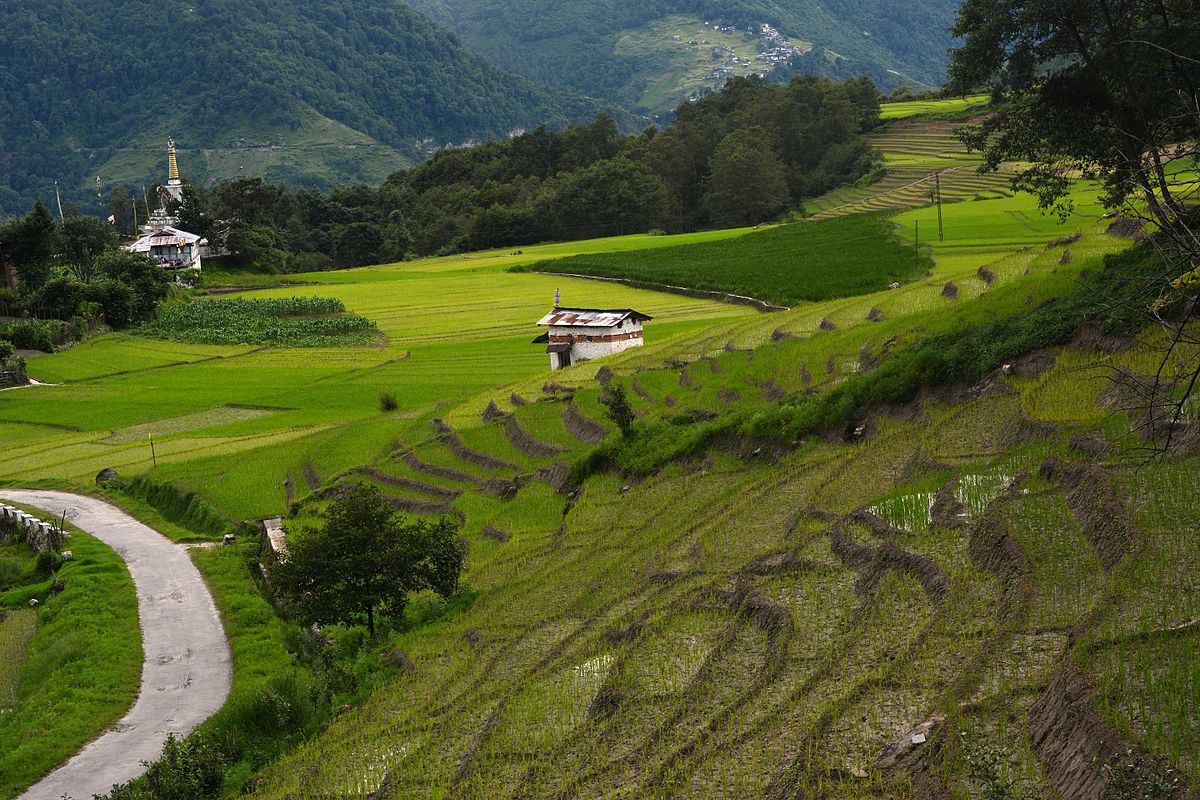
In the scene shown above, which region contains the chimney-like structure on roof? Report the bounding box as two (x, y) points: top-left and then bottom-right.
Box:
(167, 138), (181, 186)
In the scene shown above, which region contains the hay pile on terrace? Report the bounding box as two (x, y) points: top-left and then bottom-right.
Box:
(663, 394), (676, 407)
(1046, 231), (1082, 248)
(378, 493), (460, 519)
(771, 328), (797, 342)
(1106, 216), (1146, 239)
(481, 525), (511, 543)
(866, 307), (883, 322)
(480, 400), (506, 423)
(595, 366), (614, 385)
(303, 461), (322, 491)
(819, 317), (837, 331)
(631, 378), (653, 402)
(352, 467), (461, 500)
(434, 421), (520, 471)
(480, 477), (522, 500)
(858, 343), (878, 373)
(510, 392), (530, 406)
(800, 363), (812, 385)
(542, 381), (577, 396)
(718, 387), (741, 404)
(400, 452), (477, 484)
(705, 356), (722, 373)
(503, 413), (569, 459)
(678, 367), (692, 387)
(942, 282), (959, 299)
(534, 461), (572, 493)
(563, 400), (608, 444)
(758, 379), (785, 402)
(1059, 247), (1073, 264)
(977, 266), (996, 285)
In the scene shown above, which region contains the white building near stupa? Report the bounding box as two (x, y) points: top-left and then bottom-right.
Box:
(124, 138), (206, 273)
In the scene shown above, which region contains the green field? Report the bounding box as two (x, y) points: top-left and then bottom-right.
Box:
(878, 95), (989, 120)
(3, 105), (1198, 800)
(518, 213), (933, 307)
(0, 230), (757, 521)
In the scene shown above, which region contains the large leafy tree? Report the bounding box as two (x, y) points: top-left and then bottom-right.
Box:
(704, 126), (791, 227)
(948, 0), (1200, 225)
(950, 0), (1200, 451)
(268, 484), (466, 636)
(0, 200), (57, 290)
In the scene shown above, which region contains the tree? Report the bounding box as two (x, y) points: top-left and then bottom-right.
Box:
(57, 214), (120, 279)
(267, 484), (466, 636)
(950, 1), (1200, 453)
(704, 127), (791, 227)
(0, 200), (57, 290)
(948, 0), (1199, 226)
(169, 183), (215, 240)
(335, 222), (385, 267)
(109, 187), (134, 237)
(94, 249), (170, 323)
(599, 383), (636, 437)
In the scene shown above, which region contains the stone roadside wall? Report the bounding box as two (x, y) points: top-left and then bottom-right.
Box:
(0, 503), (66, 552)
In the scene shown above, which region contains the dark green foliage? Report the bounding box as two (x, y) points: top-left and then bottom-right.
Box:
(55, 215), (120, 268)
(704, 126), (790, 226)
(0, 0), (620, 217)
(101, 733), (225, 800)
(0, 319), (66, 352)
(959, 733), (1040, 800)
(140, 297), (377, 347)
(379, 391), (399, 412)
(1097, 750), (1182, 800)
(266, 484), (467, 636)
(521, 213), (929, 306)
(0, 201), (56, 290)
(600, 384), (637, 436)
(948, 0), (1199, 222)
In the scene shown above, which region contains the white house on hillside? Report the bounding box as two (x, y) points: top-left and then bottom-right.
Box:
(534, 307), (651, 370)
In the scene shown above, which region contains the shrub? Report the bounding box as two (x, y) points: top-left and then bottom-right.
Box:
(378, 390), (398, 412)
(599, 384), (636, 436)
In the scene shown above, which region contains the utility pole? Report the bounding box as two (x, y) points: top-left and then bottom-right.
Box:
(54, 181), (65, 221)
(935, 172), (944, 242)
(915, 219), (920, 272)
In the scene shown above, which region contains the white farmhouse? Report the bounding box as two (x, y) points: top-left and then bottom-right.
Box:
(534, 307), (651, 370)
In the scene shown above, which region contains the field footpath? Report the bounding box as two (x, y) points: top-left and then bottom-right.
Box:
(1, 490), (232, 800)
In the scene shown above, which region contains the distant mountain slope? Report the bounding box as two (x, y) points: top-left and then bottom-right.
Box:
(0, 0), (621, 216)
(406, 0), (961, 113)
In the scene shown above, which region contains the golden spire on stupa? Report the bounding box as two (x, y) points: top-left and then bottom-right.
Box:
(167, 138), (181, 185)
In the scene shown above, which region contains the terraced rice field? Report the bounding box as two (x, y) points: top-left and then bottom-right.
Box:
(807, 118), (1017, 220)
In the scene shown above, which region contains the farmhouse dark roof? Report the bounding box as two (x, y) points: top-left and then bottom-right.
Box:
(536, 307), (653, 327)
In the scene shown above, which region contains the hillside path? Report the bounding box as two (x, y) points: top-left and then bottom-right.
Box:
(2, 490), (232, 800)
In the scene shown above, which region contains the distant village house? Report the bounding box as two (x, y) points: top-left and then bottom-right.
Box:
(534, 306), (651, 370)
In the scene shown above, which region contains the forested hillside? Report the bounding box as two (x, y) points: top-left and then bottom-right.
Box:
(0, 0), (621, 217)
(405, 0), (961, 111)
(137, 76), (880, 269)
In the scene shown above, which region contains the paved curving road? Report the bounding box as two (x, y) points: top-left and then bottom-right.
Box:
(2, 490), (232, 800)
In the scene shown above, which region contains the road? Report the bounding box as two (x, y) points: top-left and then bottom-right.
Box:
(2, 490), (232, 800)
